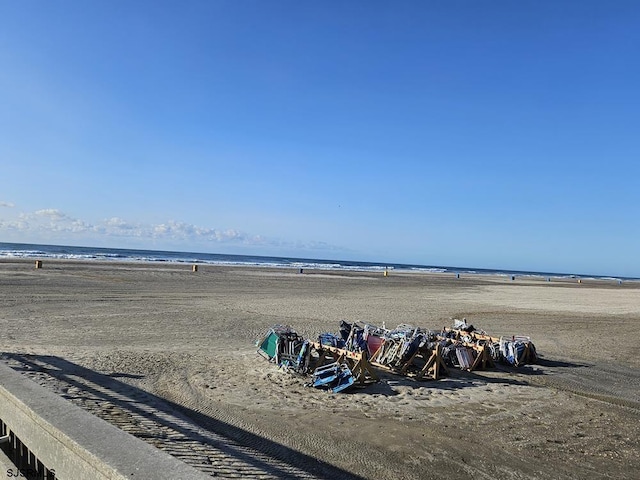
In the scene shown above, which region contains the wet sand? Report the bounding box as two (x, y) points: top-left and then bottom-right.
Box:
(0, 260), (638, 479)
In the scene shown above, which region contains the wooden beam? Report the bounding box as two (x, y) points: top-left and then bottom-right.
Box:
(309, 342), (378, 384)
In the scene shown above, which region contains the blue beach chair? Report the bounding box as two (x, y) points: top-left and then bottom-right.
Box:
(312, 362), (341, 387)
(330, 365), (356, 393)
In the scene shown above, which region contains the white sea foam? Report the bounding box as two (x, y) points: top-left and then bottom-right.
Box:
(0, 243), (636, 280)
(407, 267), (447, 273)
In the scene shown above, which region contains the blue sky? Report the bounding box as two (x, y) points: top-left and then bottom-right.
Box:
(1, 1), (639, 277)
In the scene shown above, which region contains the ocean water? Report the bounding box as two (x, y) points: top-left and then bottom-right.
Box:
(0, 242), (634, 281)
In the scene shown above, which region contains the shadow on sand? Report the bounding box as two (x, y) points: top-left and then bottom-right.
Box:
(533, 356), (590, 369)
(1, 352), (603, 478)
(338, 362), (535, 397)
(2, 353), (365, 480)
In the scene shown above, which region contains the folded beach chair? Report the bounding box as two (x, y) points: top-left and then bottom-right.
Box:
(455, 346), (475, 370)
(318, 333), (345, 348)
(257, 329), (280, 360)
(311, 362), (356, 393)
(331, 365), (356, 393)
(499, 336), (536, 367)
(312, 362), (341, 387)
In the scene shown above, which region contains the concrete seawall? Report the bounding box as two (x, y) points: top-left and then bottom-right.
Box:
(0, 362), (211, 479)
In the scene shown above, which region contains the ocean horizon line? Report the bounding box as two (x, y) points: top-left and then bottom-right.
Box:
(0, 241), (637, 282)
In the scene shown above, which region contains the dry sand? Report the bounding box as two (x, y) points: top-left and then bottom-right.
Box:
(0, 260), (638, 479)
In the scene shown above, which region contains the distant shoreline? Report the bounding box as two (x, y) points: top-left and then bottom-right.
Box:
(1, 241), (637, 281)
(1, 256), (638, 289)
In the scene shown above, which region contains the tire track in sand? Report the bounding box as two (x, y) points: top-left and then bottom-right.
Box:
(1, 354), (358, 479)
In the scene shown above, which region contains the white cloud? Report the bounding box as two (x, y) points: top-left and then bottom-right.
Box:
(0, 207), (267, 246)
(0, 202), (15, 208)
(149, 221), (260, 244)
(0, 206), (345, 255)
(105, 217), (140, 232)
(35, 208), (67, 218)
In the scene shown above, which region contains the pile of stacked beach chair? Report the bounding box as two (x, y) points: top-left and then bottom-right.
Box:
(362, 323), (448, 380)
(255, 322), (376, 393)
(255, 319), (538, 394)
(439, 319), (538, 369)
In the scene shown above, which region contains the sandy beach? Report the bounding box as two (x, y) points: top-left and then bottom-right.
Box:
(0, 260), (638, 479)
